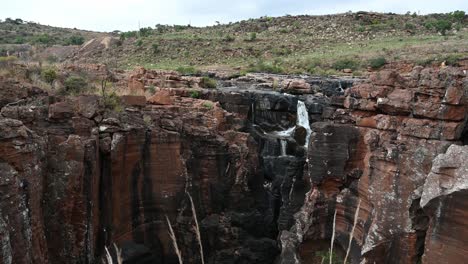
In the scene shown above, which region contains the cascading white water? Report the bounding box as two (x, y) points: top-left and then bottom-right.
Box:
(270, 100), (312, 158)
(296, 101), (312, 148)
(280, 139), (287, 156)
(275, 126), (295, 137)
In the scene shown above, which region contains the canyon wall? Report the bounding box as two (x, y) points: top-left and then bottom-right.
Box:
(0, 66), (466, 264)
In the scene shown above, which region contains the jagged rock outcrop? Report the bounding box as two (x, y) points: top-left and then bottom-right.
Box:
(420, 145), (468, 263)
(0, 85), (290, 264)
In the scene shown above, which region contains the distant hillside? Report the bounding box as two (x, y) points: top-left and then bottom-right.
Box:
(0, 18), (107, 45)
(1, 11), (467, 75)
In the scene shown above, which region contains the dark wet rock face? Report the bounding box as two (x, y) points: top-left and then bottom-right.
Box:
(1, 67), (467, 264)
(278, 67), (467, 264)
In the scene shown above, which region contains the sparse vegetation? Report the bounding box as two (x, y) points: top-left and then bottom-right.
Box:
(202, 101), (213, 109)
(223, 35), (235, 42)
(200, 77), (217, 88)
(189, 90), (200, 98)
(0, 11), (466, 75)
(66, 35), (85, 45)
(176, 66), (200, 75)
(247, 60), (285, 74)
(368, 56), (387, 69)
(41, 68), (57, 84)
(152, 43), (160, 54)
(315, 251), (343, 264)
(248, 32), (257, 41)
(62, 76), (88, 95)
(135, 39), (143, 47)
(332, 58), (359, 71)
(103, 91), (123, 112)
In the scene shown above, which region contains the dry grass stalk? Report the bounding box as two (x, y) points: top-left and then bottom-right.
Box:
(166, 215), (183, 264)
(343, 199), (361, 264)
(104, 243), (123, 264)
(330, 209), (337, 264)
(187, 192), (205, 264)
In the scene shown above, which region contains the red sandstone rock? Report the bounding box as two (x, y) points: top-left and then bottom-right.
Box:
(120, 95), (146, 107)
(420, 145), (468, 264)
(48, 101), (75, 119)
(281, 66), (468, 264)
(77, 95), (100, 118)
(147, 90), (174, 105)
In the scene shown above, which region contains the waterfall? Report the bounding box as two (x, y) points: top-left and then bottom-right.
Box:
(280, 139), (287, 156)
(275, 126), (295, 137)
(296, 101), (312, 148)
(251, 102), (255, 123)
(271, 100), (312, 154)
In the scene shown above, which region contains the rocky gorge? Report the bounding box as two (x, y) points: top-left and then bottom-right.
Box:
(0, 64), (467, 264)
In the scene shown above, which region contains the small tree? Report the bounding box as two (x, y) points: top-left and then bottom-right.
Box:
(434, 19), (452, 35)
(450, 10), (466, 22)
(41, 68), (57, 84)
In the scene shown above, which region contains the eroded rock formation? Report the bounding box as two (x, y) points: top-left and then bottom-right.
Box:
(0, 66), (466, 264)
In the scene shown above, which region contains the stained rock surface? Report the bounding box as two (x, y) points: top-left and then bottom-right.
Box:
(0, 66), (467, 264)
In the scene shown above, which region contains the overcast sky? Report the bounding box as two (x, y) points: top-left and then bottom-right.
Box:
(2, 0), (467, 32)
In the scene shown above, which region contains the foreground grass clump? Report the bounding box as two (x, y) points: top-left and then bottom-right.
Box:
(200, 77), (217, 88)
(176, 66), (200, 75)
(61, 76), (88, 95)
(333, 58), (359, 71)
(247, 60), (285, 74)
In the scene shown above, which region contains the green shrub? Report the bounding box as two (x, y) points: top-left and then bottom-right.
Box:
(202, 102), (213, 109)
(333, 58), (359, 70)
(249, 32), (257, 41)
(103, 92), (123, 112)
(223, 35), (235, 42)
(444, 54), (461, 66)
(450, 10), (466, 22)
(139, 27), (152, 37)
(248, 61), (285, 74)
(424, 21), (435, 30)
(176, 66), (200, 75)
(174, 25), (187, 32)
(34, 34), (54, 45)
(66, 35), (85, 45)
(189, 90), (200, 98)
(135, 39), (143, 47)
(63, 76), (87, 95)
(368, 57), (387, 69)
(14, 36), (24, 44)
(200, 77), (217, 88)
(41, 68), (57, 84)
(404, 23), (416, 30)
(416, 57), (435, 67)
(434, 19), (452, 35)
